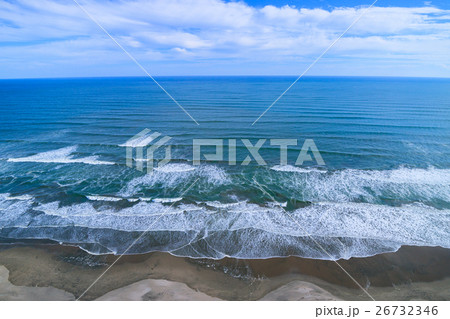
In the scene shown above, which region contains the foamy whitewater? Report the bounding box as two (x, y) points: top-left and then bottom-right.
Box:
(7, 146), (114, 165)
(1, 77), (449, 260)
(0, 164), (449, 259)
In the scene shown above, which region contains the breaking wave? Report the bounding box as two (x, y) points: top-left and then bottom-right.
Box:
(7, 146), (114, 165)
(270, 165), (326, 173)
(120, 164), (230, 196)
(0, 193), (449, 259)
(263, 166), (450, 204)
(0, 165), (449, 259)
(154, 163), (196, 173)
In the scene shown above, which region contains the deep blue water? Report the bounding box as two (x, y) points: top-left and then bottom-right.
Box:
(0, 76), (449, 259)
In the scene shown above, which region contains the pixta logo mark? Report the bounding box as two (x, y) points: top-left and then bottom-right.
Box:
(123, 129), (325, 173)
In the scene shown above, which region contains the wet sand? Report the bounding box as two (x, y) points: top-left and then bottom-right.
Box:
(0, 243), (449, 301)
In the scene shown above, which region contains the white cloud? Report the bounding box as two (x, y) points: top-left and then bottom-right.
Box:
(0, 0), (449, 77)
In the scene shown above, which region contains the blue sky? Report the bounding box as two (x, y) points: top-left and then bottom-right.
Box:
(1, 0), (449, 78)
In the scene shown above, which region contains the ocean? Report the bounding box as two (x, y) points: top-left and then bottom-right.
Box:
(0, 76), (449, 260)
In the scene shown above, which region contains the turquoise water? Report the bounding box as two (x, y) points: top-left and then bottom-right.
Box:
(0, 76), (449, 259)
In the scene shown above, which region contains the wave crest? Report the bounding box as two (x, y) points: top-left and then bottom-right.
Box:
(7, 146), (114, 165)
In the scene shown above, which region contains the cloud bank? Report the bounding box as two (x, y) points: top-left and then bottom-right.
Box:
(1, 0), (450, 77)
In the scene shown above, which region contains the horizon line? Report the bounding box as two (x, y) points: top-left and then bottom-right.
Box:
(1, 74), (450, 81)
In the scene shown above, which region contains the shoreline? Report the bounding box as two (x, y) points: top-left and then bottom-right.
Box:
(0, 243), (449, 300)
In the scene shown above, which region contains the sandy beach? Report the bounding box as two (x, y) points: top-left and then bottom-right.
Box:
(0, 243), (449, 301)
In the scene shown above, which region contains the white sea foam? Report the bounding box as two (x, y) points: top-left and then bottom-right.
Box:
(0, 193), (33, 201)
(7, 146), (114, 165)
(271, 166), (450, 203)
(0, 194), (34, 228)
(120, 164), (230, 197)
(2, 165), (450, 259)
(271, 165), (326, 173)
(357, 166), (450, 185)
(86, 195), (123, 202)
(152, 197), (183, 203)
(267, 201), (288, 208)
(3, 198), (444, 260)
(0, 193), (10, 200)
(205, 201), (248, 208)
(154, 163), (196, 173)
(86, 195), (155, 203)
(6, 195), (33, 201)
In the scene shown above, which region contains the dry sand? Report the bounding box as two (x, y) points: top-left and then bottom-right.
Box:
(96, 278), (221, 301)
(0, 265), (74, 301)
(259, 280), (340, 301)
